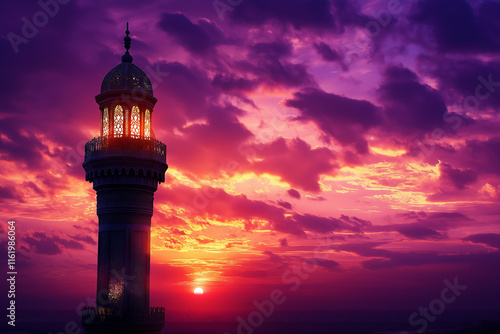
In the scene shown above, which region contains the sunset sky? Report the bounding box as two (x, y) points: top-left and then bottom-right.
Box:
(1, 0), (500, 321)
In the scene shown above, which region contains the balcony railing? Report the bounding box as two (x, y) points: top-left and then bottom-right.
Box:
(84, 136), (166, 163)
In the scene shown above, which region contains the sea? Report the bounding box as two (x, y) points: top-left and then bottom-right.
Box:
(3, 309), (500, 334)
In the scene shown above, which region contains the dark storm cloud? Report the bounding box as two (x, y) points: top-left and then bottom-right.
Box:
(275, 213), (371, 237)
(211, 40), (313, 93)
(54, 235), (85, 250)
(439, 162), (477, 190)
(374, 223), (445, 240)
(362, 250), (500, 270)
(263, 250), (284, 263)
(69, 234), (96, 245)
(331, 0), (371, 29)
(464, 137), (500, 176)
(286, 88), (381, 154)
(250, 40), (293, 58)
(314, 42), (342, 62)
(396, 224), (444, 239)
(314, 41), (348, 71)
(24, 181), (45, 197)
(397, 211), (427, 220)
(277, 200), (292, 209)
(252, 57), (313, 88)
(463, 233), (500, 249)
(411, 0), (500, 53)
(158, 12), (223, 54)
(399, 211), (472, 230)
(211, 74), (258, 92)
(238, 41), (314, 88)
(338, 242), (500, 270)
(287, 189), (301, 199)
(417, 56), (500, 111)
(229, 0), (335, 30)
(0, 186), (24, 203)
(73, 223), (97, 234)
(280, 238), (288, 247)
(338, 242), (393, 258)
(371, 211), (472, 240)
(311, 258), (340, 271)
(378, 65), (449, 134)
(23, 232), (85, 255)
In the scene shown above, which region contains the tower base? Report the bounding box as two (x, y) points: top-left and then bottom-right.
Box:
(82, 307), (165, 334)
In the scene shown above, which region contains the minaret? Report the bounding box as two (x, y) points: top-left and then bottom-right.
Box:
(82, 24), (167, 334)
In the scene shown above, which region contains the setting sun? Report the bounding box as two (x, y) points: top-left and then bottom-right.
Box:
(193, 287), (203, 295)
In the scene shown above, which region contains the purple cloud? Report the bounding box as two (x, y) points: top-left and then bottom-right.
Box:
(277, 200), (292, 209)
(280, 238), (288, 247)
(240, 41), (315, 88)
(313, 42), (346, 70)
(378, 66), (448, 135)
(275, 213), (371, 237)
(307, 258), (340, 271)
(418, 56), (500, 110)
(286, 88), (381, 154)
(411, 0), (500, 53)
(463, 233), (500, 249)
(464, 137), (500, 176)
(158, 13), (223, 54)
(229, 0), (335, 30)
(439, 162), (477, 190)
(338, 242), (500, 270)
(287, 189), (301, 199)
(0, 186), (24, 203)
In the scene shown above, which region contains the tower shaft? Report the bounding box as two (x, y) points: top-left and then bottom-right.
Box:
(82, 139), (167, 334)
(95, 179), (154, 315)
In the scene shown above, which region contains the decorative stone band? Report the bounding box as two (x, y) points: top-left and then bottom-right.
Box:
(99, 223), (151, 232)
(83, 152), (168, 185)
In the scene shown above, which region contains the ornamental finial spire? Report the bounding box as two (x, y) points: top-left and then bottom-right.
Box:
(121, 22), (133, 63)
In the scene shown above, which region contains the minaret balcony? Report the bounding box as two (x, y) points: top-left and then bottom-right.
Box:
(84, 136), (166, 163)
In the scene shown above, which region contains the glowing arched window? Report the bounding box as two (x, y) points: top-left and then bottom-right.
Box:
(131, 106), (140, 138)
(114, 105), (124, 137)
(124, 109), (129, 136)
(102, 107), (109, 137)
(144, 109), (151, 138)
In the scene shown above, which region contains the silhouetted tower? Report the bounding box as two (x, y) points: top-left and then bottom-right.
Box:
(82, 24), (167, 334)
